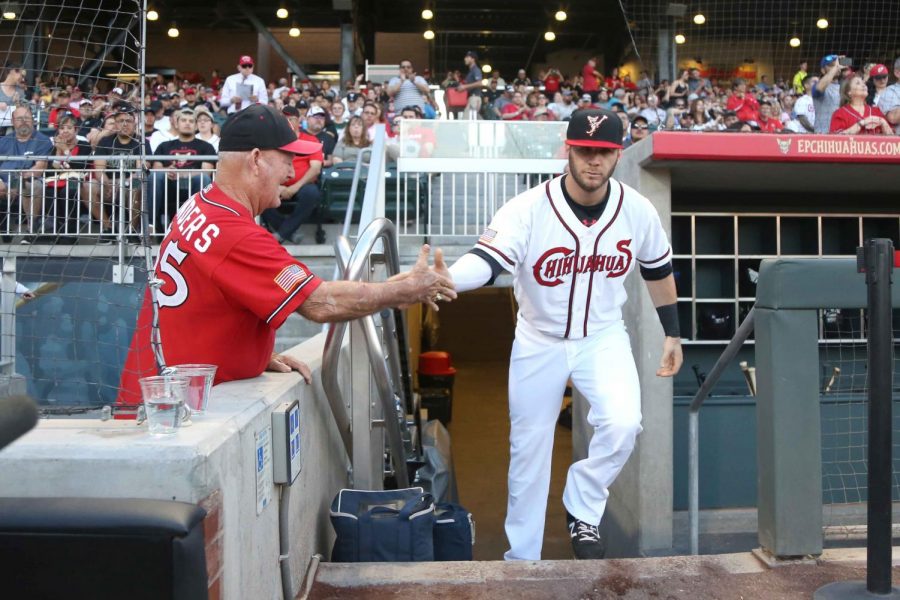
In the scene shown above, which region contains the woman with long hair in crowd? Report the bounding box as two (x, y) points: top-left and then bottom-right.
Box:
(830, 74), (893, 135)
(332, 116), (372, 165)
(688, 98), (723, 131)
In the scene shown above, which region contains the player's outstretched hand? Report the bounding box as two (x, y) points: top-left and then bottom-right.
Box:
(656, 336), (683, 377)
(408, 244), (457, 312)
(267, 352), (313, 384)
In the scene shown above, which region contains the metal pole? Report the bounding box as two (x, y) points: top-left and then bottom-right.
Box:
(865, 238), (893, 595)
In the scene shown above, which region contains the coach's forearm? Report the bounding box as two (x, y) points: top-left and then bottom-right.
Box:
(298, 280), (411, 323)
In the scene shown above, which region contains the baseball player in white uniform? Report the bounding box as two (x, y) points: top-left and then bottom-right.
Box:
(442, 108), (683, 560)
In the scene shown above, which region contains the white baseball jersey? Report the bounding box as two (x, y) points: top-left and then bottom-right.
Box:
(475, 175), (671, 339)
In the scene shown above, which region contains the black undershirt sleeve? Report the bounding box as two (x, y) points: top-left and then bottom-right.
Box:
(640, 261), (674, 281)
(468, 248), (505, 285)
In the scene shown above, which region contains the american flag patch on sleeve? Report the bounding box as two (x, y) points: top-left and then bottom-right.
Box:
(479, 228), (497, 243)
(274, 264), (309, 292)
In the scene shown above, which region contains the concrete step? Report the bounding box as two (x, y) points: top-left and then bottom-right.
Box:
(307, 548), (895, 600)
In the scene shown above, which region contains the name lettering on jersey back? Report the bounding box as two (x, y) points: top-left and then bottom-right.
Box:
(532, 239), (633, 286)
(174, 197), (221, 253)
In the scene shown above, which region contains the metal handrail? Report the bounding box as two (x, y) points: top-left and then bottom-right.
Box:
(687, 306), (756, 555)
(321, 217), (412, 488)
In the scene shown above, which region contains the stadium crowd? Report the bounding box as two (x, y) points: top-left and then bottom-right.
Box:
(0, 50), (897, 243)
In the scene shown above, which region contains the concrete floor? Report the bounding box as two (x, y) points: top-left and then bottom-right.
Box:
(449, 359), (574, 561)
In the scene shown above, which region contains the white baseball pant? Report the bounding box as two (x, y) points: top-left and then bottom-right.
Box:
(503, 318), (642, 560)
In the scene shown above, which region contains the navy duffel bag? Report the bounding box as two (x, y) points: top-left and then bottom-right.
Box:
(330, 487), (435, 562)
(433, 502), (475, 561)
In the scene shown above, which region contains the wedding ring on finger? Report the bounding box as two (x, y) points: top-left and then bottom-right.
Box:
(435, 292), (443, 302)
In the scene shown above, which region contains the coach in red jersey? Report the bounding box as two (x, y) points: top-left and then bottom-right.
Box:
(118, 104), (455, 404)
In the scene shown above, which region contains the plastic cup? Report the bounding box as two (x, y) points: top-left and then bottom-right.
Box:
(138, 375), (191, 435)
(170, 364), (217, 414)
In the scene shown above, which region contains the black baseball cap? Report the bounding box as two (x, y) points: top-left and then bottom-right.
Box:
(219, 104), (322, 154)
(282, 105), (300, 117)
(465, 50), (479, 60)
(565, 108), (624, 150)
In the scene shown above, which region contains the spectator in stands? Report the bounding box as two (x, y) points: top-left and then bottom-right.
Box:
(726, 78), (760, 124)
(43, 113), (93, 240)
(0, 62), (25, 134)
(330, 100), (348, 136)
(792, 61), (808, 95)
(387, 59), (430, 114)
(492, 85), (514, 114)
(543, 68), (562, 99)
(345, 91), (363, 117)
(195, 107), (220, 151)
(220, 55), (268, 114)
(48, 90), (78, 129)
(90, 104), (150, 236)
(261, 105), (323, 245)
(272, 77), (290, 104)
(814, 54), (852, 134)
(320, 79), (338, 101)
(181, 87), (203, 111)
(361, 101), (380, 140)
(867, 64), (890, 109)
(501, 91), (530, 121)
(582, 57), (601, 101)
(577, 94), (595, 111)
(151, 108), (216, 228)
(148, 107), (177, 152)
(332, 116), (371, 165)
(0, 105), (52, 234)
(757, 101), (783, 133)
(666, 70), (690, 107)
(785, 75), (817, 133)
(829, 75), (893, 135)
(637, 70), (653, 96)
(687, 68), (709, 96)
(876, 58), (900, 134)
(305, 105), (336, 167)
(689, 98), (723, 131)
(623, 115), (650, 148)
(640, 93), (666, 127)
(664, 97), (688, 129)
(512, 69), (530, 88)
(92, 112), (119, 148)
(549, 90), (577, 120)
(458, 51), (484, 113)
(756, 75), (771, 93)
(142, 106), (157, 142)
(80, 96), (109, 146)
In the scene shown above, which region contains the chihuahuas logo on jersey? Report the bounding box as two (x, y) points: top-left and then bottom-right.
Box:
(532, 240), (633, 286)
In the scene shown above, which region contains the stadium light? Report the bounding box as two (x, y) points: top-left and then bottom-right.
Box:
(167, 22), (179, 38)
(789, 36), (801, 48)
(276, 6), (289, 19)
(146, 8), (159, 21)
(423, 29), (435, 40)
(816, 17), (829, 29)
(2, 6), (15, 20)
(693, 13), (705, 25)
(289, 24), (300, 37)
(482, 63), (492, 73)
(555, 10), (567, 21)
(675, 33), (686, 44)
(544, 30), (556, 42)
(422, 8), (433, 20)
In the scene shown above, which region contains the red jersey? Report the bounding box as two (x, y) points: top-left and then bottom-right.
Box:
(757, 117), (783, 133)
(502, 103), (530, 121)
(725, 93), (760, 123)
(117, 183), (322, 405)
(543, 74), (561, 95)
(285, 131), (324, 186)
(829, 104), (887, 135)
(582, 63), (599, 92)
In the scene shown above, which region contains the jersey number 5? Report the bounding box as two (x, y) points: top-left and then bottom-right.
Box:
(156, 240), (189, 308)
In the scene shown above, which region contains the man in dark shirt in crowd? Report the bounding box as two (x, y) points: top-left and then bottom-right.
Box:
(305, 105), (336, 167)
(90, 103), (151, 236)
(151, 108), (215, 230)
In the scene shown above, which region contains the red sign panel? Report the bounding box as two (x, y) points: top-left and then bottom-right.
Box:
(651, 132), (900, 165)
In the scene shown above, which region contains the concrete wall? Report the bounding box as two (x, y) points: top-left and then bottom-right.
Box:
(573, 138), (675, 557)
(0, 334), (350, 600)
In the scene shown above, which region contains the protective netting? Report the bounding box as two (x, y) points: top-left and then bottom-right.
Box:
(818, 307), (900, 532)
(618, 1), (899, 98)
(0, 0), (151, 412)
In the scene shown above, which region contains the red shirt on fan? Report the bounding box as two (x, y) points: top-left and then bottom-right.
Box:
(582, 61), (600, 93)
(117, 183), (322, 405)
(286, 130), (324, 185)
(757, 116), (783, 133)
(725, 92), (760, 123)
(829, 104), (888, 135)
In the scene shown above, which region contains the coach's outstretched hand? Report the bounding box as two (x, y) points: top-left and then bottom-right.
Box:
(656, 336), (683, 377)
(390, 244), (457, 312)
